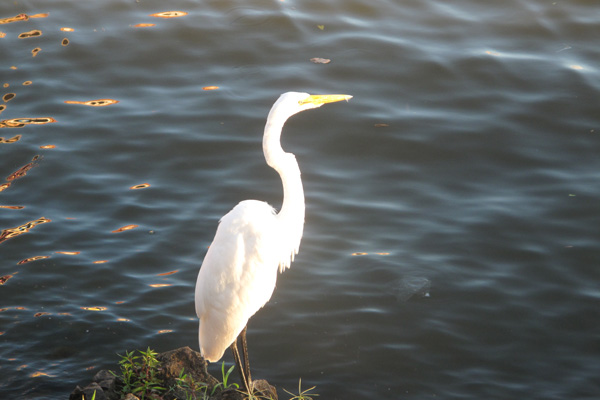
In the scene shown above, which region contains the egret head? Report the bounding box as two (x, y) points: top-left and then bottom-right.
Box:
(272, 92), (353, 119)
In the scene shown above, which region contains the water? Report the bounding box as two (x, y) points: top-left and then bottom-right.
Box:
(1, 0), (599, 399)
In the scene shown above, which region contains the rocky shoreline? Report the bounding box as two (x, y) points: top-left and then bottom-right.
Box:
(68, 347), (277, 400)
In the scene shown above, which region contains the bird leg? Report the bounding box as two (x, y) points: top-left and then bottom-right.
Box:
(240, 326), (252, 385)
(230, 326), (252, 393)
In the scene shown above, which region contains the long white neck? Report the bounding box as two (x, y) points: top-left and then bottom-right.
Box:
(263, 106), (305, 272)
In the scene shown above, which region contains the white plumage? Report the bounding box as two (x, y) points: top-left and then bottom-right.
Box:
(194, 92), (351, 389)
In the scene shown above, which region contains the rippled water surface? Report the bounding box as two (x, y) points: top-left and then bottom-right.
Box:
(1, 1), (599, 399)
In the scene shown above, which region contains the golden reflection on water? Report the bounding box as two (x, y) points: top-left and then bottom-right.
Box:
(111, 224), (138, 233)
(5, 155), (41, 181)
(30, 371), (51, 378)
(157, 269), (178, 276)
(64, 99), (119, 107)
(17, 255), (50, 265)
(351, 252), (390, 256)
(130, 183), (150, 189)
(0, 14), (29, 25)
(81, 306), (107, 311)
(149, 11), (188, 18)
(28, 13), (49, 19)
(3, 93), (16, 102)
(34, 312), (51, 317)
(0, 217), (51, 245)
(18, 29), (42, 39)
(0, 135), (22, 143)
(0, 117), (57, 128)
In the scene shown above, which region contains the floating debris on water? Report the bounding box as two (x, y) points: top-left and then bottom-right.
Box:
(395, 276), (431, 302)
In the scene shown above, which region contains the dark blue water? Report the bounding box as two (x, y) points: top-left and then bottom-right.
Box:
(1, 1), (599, 399)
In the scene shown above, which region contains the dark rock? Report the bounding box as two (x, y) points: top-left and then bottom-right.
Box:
(69, 382), (106, 400)
(156, 346), (220, 400)
(92, 370), (122, 400)
(69, 386), (83, 400)
(219, 388), (245, 400)
(93, 370), (113, 383)
(253, 379), (278, 400)
(68, 347), (279, 400)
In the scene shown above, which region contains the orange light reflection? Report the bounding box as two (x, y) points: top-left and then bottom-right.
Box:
(149, 11), (188, 18)
(81, 306), (107, 311)
(0, 217), (51, 245)
(18, 30), (42, 39)
(112, 224), (138, 233)
(64, 99), (118, 107)
(130, 183), (150, 189)
(157, 270), (178, 276)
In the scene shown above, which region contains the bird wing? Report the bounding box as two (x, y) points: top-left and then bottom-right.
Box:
(195, 200), (282, 362)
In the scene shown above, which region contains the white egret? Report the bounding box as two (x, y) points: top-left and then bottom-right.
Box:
(195, 92), (352, 391)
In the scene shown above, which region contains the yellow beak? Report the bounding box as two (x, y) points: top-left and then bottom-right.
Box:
(299, 94), (353, 106)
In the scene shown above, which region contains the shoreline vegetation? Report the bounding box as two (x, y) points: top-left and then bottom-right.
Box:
(68, 347), (316, 400)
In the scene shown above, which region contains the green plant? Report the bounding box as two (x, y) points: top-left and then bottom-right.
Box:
(110, 347), (166, 400)
(83, 390), (97, 400)
(174, 368), (209, 400)
(210, 361), (239, 395)
(283, 379), (319, 400)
